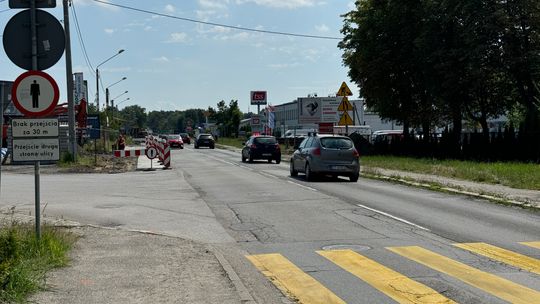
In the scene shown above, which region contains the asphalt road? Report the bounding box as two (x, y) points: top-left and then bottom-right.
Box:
(1, 145), (539, 303)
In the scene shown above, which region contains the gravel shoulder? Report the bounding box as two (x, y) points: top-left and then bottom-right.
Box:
(28, 225), (243, 304)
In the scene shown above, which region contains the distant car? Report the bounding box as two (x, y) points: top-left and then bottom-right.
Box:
(194, 133), (215, 149)
(180, 133), (191, 144)
(166, 134), (184, 149)
(290, 133), (360, 182)
(242, 135), (281, 163)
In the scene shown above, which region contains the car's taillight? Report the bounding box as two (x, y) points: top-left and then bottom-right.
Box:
(275, 144), (280, 151)
(353, 148), (360, 158)
(250, 144), (257, 149)
(313, 147), (321, 156)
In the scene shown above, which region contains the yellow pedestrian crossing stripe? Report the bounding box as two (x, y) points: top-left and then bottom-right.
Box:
(317, 249), (456, 304)
(454, 242), (540, 275)
(246, 253), (346, 304)
(388, 246), (540, 304)
(247, 241), (540, 304)
(521, 241), (540, 250)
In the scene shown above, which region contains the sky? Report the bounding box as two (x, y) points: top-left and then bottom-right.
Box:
(1, 0), (358, 113)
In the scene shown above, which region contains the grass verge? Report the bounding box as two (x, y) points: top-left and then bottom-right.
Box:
(0, 221), (77, 303)
(362, 155), (540, 190)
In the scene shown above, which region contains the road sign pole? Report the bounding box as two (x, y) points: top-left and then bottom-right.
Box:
(30, 0), (41, 240)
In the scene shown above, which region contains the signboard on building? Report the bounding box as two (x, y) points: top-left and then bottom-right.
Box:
(298, 97), (342, 124)
(74, 72), (86, 105)
(250, 91), (267, 105)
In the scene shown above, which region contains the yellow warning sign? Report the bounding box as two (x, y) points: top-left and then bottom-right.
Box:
(338, 111), (353, 126)
(337, 82), (353, 96)
(337, 96), (353, 111)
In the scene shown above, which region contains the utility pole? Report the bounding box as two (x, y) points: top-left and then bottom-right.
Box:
(64, 0), (77, 161)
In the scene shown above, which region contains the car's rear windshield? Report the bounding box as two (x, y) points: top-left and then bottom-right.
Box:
(254, 137), (277, 144)
(168, 135), (180, 139)
(200, 135), (213, 139)
(320, 137), (353, 149)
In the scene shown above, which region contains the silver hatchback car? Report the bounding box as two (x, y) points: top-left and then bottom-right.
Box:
(290, 133), (360, 182)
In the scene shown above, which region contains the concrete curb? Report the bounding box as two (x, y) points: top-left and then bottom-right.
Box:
(361, 171), (539, 210)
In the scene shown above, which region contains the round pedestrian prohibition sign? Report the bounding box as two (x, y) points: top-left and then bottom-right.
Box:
(12, 70), (60, 117)
(146, 147), (158, 159)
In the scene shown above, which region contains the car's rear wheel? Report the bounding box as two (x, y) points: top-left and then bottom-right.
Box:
(275, 158), (281, 164)
(241, 153), (246, 163)
(290, 161), (298, 177)
(349, 173), (359, 182)
(305, 163), (314, 181)
(267, 158), (272, 163)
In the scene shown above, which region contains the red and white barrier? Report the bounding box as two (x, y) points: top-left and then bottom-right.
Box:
(120, 135), (170, 169)
(162, 143), (170, 168)
(114, 148), (146, 158)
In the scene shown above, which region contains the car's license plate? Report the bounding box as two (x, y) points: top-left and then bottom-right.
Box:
(262, 153), (271, 156)
(331, 165), (346, 170)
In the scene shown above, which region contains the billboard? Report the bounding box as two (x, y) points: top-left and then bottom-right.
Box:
(74, 72), (87, 105)
(298, 97), (342, 124)
(250, 91), (267, 105)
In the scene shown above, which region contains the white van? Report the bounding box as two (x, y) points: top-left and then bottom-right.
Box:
(283, 129), (315, 138)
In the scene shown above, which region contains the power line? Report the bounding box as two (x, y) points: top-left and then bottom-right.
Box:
(71, 1), (95, 73)
(70, 0), (96, 100)
(93, 0), (342, 40)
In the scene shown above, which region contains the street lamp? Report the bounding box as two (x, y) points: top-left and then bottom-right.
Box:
(116, 97), (131, 108)
(111, 90), (128, 103)
(95, 49), (124, 113)
(111, 94), (128, 121)
(105, 76), (127, 111)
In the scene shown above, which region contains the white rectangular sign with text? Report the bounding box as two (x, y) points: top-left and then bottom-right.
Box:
(12, 138), (60, 161)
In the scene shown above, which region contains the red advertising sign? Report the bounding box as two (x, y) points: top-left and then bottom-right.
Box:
(250, 91), (267, 105)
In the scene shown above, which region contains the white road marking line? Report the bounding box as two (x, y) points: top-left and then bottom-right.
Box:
(356, 204), (430, 231)
(287, 181), (318, 192)
(260, 172), (279, 180)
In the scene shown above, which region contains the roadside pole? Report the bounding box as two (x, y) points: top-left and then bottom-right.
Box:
(4, 0), (64, 240)
(30, 0), (41, 240)
(64, 0), (77, 161)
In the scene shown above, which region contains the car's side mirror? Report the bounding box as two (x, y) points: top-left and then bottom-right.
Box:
(241, 142), (245, 146)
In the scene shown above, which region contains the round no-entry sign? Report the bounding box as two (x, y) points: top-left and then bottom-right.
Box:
(12, 70), (60, 117)
(146, 147), (158, 159)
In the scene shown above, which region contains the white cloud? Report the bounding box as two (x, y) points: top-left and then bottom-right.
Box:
(153, 56), (170, 62)
(166, 32), (188, 43)
(74, 0), (119, 11)
(165, 4), (176, 13)
(268, 62), (300, 69)
(104, 28), (115, 35)
(315, 24), (330, 33)
(144, 26), (153, 31)
(235, 0), (323, 9)
(303, 48), (321, 62)
(199, 0), (230, 10)
(218, 32), (250, 41)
